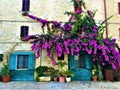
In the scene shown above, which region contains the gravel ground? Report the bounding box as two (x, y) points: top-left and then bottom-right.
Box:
(0, 81), (119, 90)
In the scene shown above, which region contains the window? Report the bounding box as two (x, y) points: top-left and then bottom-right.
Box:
(20, 26), (29, 40)
(118, 2), (120, 14)
(58, 54), (64, 60)
(22, 0), (30, 12)
(78, 55), (86, 68)
(74, 0), (82, 12)
(17, 55), (28, 69)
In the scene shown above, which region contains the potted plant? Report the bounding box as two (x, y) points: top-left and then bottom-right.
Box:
(64, 70), (74, 82)
(104, 64), (114, 81)
(57, 61), (67, 82)
(1, 63), (11, 83)
(92, 64), (98, 81)
(50, 69), (59, 81)
(35, 66), (52, 82)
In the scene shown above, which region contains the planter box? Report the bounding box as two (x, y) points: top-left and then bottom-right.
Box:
(105, 69), (114, 81)
(39, 76), (51, 82)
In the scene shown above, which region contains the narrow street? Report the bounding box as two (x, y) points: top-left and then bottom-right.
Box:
(0, 81), (119, 90)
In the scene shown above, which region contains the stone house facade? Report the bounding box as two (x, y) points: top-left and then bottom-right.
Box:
(0, 0), (120, 81)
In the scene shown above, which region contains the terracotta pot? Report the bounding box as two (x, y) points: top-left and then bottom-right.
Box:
(59, 76), (65, 82)
(104, 69), (114, 81)
(117, 78), (120, 81)
(2, 76), (10, 83)
(53, 77), (58, 81)
(92, 76), (98, 81)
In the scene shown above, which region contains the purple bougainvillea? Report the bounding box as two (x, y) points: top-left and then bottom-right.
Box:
(24, 3), (120, 69)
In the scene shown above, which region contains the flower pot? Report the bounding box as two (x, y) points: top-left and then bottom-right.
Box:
(66, 77), (71, 82)
(53, 77), (58, 81)
(104, 69), (114, 81)
(92, 76), (98, 81)
(59, 76), (65, 82)
(2, 76), (10, 83)
(39, 76), (51, 82)
(117, 78), (120, 81)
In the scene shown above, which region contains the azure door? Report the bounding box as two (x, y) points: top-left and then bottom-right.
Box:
(69, 52), (92, 81)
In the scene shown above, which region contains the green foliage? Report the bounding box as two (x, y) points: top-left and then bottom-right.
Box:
(64, 70), (74, 77)
(1, 63), (10, 76)
(57, 61), (67, 72)
(35, 66), (50, 76)
(92, 64), (99, 76)
(50, 69), (60, 77)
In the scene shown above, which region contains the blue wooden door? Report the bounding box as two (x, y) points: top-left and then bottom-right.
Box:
(9, 51), (35, 81)
(69, 52), (92, 81)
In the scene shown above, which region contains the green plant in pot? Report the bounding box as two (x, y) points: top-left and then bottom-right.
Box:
(1, 63), (11, 83)
(57, 61), (67, 82)
(50, 69), (59, 81)
(64, 70), (74, 82)
(35, 66), (52, 82)
(92, 64), (99, 81)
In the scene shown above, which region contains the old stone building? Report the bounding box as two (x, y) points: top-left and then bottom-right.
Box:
(0, 0), (120, 81)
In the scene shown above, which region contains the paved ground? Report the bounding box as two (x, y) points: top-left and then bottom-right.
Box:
(0, 81), (119, 90)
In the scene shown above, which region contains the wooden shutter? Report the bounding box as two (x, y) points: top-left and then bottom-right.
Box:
(9, 54), (16, 70)
(22, 0), (30, 12)
(28, 54), (35, 70)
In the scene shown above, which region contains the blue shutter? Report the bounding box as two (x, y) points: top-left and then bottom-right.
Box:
(69, 55), (76, 69)
(9, 54), (16, 70)
(28, 54), (35, 70)
(86, 55), (92, 69)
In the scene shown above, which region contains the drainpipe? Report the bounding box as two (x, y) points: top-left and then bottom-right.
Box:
(103, 0), (108, 38)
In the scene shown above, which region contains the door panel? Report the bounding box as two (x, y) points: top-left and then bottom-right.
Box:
(69, 52), (92, 81)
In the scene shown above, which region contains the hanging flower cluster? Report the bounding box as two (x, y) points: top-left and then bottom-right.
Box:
(24, 2), (120, 69)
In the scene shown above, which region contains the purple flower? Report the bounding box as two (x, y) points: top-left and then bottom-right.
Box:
(33, 43), (40, 51)
(52, 21), (61, 27)
(87, 10), (93, 18)
(24, 35), (37, 41)
(75, 10), (82, 15)
(39, 19), (48, 24)
(65, 47), (70, 54)
(112, 64), (116, 70)
(86, 47), (92, 54)
(51, 59), (56, 65)
(27, 14), (38, 20)
(36, 50), (40, 58)
(63, 24), (72, 31)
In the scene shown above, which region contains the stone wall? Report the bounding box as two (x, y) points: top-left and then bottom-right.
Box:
(0, 0), (120, 69)
(106, 0), (120, 45)
(0, 0), (73, 68)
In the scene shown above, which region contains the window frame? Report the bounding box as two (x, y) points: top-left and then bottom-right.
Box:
(20, 26), (29, 41)
(17, 55), (29, 70)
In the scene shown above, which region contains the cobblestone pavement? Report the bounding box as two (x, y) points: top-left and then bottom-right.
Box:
(0, 81), (119, 90)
